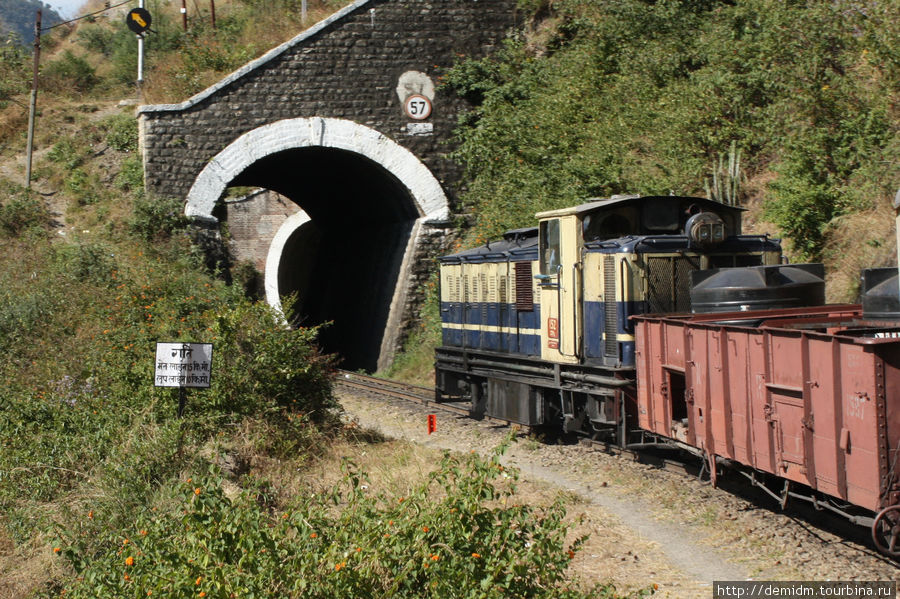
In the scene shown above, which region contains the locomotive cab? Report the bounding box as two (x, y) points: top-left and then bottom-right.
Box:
(535, 195), (781, 368)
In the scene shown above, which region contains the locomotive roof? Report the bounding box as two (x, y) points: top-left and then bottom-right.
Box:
(439, 227), (538, 264)
(535, 194), (745, 219)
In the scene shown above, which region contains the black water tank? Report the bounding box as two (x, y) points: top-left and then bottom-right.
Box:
(861, 267), (900, 319)
(691, 264), (825, 314)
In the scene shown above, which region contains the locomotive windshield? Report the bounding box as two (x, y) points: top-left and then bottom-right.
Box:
(539, 219), (561, 275)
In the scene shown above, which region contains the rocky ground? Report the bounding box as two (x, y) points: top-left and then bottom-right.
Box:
(336, 385), (899, 598)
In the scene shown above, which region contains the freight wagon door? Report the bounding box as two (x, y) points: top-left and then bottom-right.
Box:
(770, 389), (806, 468)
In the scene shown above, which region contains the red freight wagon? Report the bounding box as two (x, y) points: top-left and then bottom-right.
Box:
(633, 305), (900, 555)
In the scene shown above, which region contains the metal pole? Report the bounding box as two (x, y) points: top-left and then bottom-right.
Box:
(302, 0), (307, 23)
(136, 0), (144, 99)
(25, 10), (41, 190)
(210, 0), (216, 29)
(181, 0), (187, 31)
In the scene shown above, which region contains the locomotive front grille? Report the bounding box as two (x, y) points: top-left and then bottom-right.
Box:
(604, 255), (617, 356)
(646, 256), (700, 313)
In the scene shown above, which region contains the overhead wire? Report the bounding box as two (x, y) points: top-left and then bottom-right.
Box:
(42, 0), (136, 32)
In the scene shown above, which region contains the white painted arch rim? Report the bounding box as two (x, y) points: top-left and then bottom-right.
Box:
(184, 117), (450, 223)
(264, 210), (312, 314)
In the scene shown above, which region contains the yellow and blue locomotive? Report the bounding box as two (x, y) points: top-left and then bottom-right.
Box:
(435, 194), (782, 439)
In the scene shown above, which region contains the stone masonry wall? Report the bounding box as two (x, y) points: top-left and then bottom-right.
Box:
(139, 0), (520, 209)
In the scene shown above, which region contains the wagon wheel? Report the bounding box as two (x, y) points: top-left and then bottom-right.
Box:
(872, 504), (900, 557)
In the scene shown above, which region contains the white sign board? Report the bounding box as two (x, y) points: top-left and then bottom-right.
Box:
(155, 342), (213, 388)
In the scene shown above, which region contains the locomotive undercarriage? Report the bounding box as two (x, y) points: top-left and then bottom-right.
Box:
(434, 346), (638, 445)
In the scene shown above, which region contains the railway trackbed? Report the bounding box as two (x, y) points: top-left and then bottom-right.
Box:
(337, 370), (710, 478)
(335, 370), (899, 589)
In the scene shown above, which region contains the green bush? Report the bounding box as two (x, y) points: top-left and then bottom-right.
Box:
(128, 195), (190, 241)
(55, 440), (635, 599)
(105, 113), (139, 153)
(41, 50), (98, 93)
(115, 155), (144, 191)
(47, 138), (85, 171)
(0, 192), (51, 237)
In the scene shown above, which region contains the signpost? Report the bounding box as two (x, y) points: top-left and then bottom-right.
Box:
(154, 342), (213, 417)
(126, 5), (152, 98)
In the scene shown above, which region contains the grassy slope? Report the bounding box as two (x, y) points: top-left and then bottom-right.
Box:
(0, 3), (626, 597)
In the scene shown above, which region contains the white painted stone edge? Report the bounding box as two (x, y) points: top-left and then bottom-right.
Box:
(264, 210), (312, 316)
(184, 117), (450, 223)
(137, 0), (375, 114)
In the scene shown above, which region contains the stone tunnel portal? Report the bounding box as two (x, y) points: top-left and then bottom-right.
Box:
(183, 118), (449, 373)
(224, 147), (419, 372)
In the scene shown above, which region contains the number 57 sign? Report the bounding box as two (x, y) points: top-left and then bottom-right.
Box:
(404, 94), (432, 120)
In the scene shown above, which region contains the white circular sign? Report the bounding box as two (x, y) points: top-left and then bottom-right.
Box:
(404, 94), (432, 120)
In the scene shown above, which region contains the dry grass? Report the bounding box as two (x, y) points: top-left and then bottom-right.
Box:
(823, 201), (897, 303)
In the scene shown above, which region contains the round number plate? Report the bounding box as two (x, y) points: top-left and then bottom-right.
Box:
(404, 94), (432, 120)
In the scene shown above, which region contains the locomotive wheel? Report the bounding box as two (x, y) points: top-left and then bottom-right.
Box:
(871, 504), (900, 557)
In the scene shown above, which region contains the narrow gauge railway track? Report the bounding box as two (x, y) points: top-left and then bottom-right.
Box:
(336, 370), (507, 424)
(336, 370), (704, 478)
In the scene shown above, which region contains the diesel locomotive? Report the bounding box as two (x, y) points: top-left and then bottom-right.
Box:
(435, 194), (781, 437)
(434, 194), (900, 557)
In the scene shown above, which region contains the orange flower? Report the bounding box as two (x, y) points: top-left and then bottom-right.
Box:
(199, 593), (206, 598)
(471, 553), (481, 558)
(430, 554), (439, 561)
(567, 550), (575, 560)
(87, 510), (94, 520)
(195, 576), (202, 585)
(422, 526), (429, 533)
(310, 532), (317, 539)
(53, 547), (61, 553)
(125, 556), (134, 566)
(335, 561), (346, 571)
(194, 488), (201, 496)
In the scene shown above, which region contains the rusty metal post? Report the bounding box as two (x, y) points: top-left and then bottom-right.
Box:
(25, 10), (41, 190)
(181, 0), (188, 31)
(210, 0), (216, 29)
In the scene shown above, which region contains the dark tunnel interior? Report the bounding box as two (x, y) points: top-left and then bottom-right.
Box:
(220, 147), (420, 371)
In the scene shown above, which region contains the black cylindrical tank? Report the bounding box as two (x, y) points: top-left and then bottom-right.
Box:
(860, 267), (900, 319)
(690, 264), (825, 314)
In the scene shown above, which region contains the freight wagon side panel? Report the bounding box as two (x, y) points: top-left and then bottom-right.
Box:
(634, 313), (893, 513)
(833, 341), (883, 510)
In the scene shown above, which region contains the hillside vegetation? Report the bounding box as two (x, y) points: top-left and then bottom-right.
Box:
(0, 1), (622, 597)
(444, 0), (899, 297)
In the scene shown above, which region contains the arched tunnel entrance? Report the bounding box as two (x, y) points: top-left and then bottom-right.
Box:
(221, 148), (418, 371)
(184, 118), (450, 373)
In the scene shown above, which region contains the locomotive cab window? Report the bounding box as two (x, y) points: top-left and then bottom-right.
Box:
(583, 211), (634, 241)
(642, 198), (681, 231)
(540, 219), (561, 275)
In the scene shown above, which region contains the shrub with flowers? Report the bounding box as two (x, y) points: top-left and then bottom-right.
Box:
(54, 439), (649, 598)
